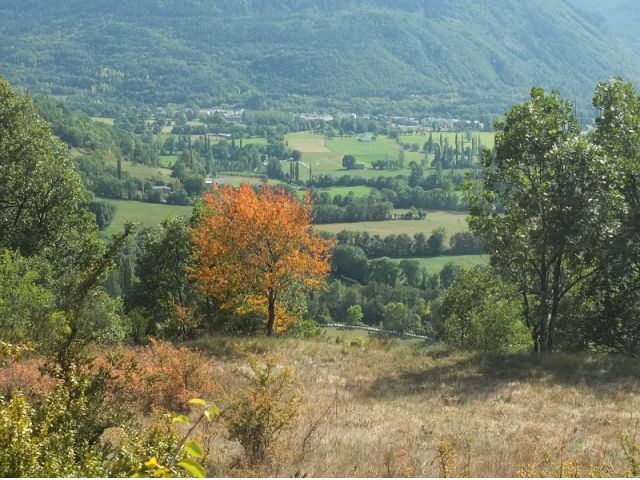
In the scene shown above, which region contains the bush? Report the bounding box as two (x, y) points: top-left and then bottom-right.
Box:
(104, 339), (218, 413)
(225, 354), (302, 465)
(285, 318), (322, 338)
(430, 267), (531, 352)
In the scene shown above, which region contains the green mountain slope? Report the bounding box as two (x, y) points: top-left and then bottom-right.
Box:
(568, 0), (640, 49)
(1, 0), (638, 117)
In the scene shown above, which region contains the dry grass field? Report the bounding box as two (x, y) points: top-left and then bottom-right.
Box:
(316, 211), (470, 237)
(183, 334), (640, 477)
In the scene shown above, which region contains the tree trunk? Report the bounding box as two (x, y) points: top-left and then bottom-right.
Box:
(266, 291), (275, 336)
(547, 254), (564, 352)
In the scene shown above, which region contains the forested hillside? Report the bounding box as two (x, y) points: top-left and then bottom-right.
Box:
(568, 0), (640, 48)
(2, 0), (639, 118)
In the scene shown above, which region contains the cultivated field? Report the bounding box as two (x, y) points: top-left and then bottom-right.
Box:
(326, 135), (401, 166)
(185, 335), (640, 477)
(315, 211), (469, 237)
(285, 132), (414, 178)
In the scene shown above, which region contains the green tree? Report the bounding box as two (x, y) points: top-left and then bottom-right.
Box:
(431, 267), (530, 352)
(367, 258), (403, 286)
(0, 76), (97, 259)
(399, 259), (422, 288)
(133, 217), (197, 338)
(427, 228), (446, 256)
(331, 244), (368, 284)
(572, 77), (640, 355)
(0, 249), (53, 343)
(345, 304), (364, 325)
(381, 301), (419, 334)
(342, 154), (357, 169)
(467, 87), (616, 352)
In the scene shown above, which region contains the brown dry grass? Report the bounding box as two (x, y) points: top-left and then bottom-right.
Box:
(190, 334), (640, 477)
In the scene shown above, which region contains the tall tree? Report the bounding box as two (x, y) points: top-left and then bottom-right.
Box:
(190, 183), (332, 335)
(468, 87), (616, 352)
(134, 217), (197, 337)
(0, 76), (96, 258)
(578, 77), (640, 355)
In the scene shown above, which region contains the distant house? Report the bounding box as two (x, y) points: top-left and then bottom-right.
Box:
(206, 177), (229, 186)
(299, 113), (334, 122)
(354, 162), (367, 170)
(357, 134), (373, 142)
(208, 133), (232, 140)
(152, 185), (172, 192)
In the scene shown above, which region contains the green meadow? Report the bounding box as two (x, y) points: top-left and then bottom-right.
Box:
(100, 198), (192, 237)
(120, 160), (173, 181)
(286, 131), (415, 178)
(392, 254), (489, 274)
(398, 131), (495, 149)
(158, 155), (178, 168)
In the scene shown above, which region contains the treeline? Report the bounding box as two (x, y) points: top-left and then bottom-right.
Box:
(333, 229), (483, 260)
(312, 192), (394, 223)
(417, 131), (487, 170)
(310, 176), (468, 221)
(308, 256), (461, 333)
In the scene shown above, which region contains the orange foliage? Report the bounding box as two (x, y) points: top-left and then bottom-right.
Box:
(92, 339), (218, 413)
(0, 356), (57, 396)
(189, 183), (332, 335)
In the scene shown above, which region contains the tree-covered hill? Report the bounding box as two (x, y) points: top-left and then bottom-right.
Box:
(2, 0), (639, 118)
(568, 0), (640, 49)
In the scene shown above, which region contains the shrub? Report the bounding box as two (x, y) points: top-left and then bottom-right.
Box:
(102, 339), (218, 413)
(430, 267), (531, 352)
(224, 353), (303, 465)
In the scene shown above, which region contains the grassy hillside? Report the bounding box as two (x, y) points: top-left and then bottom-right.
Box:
(185, 334), (640, 477)
(1, 0), (639, 118)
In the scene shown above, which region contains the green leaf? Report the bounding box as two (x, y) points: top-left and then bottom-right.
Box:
(183, 439), (204, 458)
(204, 404), (221, 421)
(172, 414), (190, 423)
(188, 398), (207, 407)
(179, 458), (206, 478)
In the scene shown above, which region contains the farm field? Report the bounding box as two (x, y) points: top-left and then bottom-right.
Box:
(392, 254), (488, 274)
(100, 198), (192, 237)
(315, 210), (469, 237)
(286, 131), (414, 178)
(326, 135), (401, 166)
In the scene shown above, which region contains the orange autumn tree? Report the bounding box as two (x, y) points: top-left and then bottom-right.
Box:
(190, 182), (332, 335)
